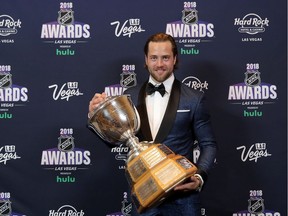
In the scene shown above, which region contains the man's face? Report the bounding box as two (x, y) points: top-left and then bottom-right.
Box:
(145, 41), (177, 83)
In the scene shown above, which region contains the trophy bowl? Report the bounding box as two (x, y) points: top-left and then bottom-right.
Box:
(88, 94), (140, 145)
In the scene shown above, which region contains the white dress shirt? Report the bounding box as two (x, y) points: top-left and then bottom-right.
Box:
(146, 74), (174, 141)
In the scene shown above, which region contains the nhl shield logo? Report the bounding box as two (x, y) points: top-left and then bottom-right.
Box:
(120, 72), (137, 88)
(244, 71), (261, 87)
(182, 9), (198, 25)
(57, 10), (74, 25)
(58, 136), (75, 152)
(248, 197), (265, 214)
(0, 200), (12, 215)
(0, 72), (12, 88)
(121, 199), (132, 216)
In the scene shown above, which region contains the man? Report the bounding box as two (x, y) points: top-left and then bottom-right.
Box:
(89, 33), (217, 216)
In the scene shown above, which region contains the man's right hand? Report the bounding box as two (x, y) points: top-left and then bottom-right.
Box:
(88, 92), (107, 118)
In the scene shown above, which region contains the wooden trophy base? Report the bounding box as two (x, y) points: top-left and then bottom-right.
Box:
(125, 144), (197, 213)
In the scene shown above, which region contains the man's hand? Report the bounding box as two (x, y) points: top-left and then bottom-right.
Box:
(174, 175), (202, 192)
(88, 92), (107, 118)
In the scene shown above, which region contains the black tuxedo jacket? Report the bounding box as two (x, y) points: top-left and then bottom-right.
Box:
(124, 78), (217, 182)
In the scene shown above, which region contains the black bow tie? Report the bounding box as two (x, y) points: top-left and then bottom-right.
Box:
(146, 82), (166, 97)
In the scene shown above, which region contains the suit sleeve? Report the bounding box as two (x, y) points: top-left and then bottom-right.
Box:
(192, 93), (217, 183)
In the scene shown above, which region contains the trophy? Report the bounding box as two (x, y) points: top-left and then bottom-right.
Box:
(88, 95), (197, 213)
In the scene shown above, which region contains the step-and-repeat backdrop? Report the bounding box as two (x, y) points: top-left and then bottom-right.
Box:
(0, 1), (287, 215)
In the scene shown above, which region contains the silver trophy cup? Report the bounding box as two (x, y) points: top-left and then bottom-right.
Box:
(88, 94), (148, 162)
(88, 94), (197, 213)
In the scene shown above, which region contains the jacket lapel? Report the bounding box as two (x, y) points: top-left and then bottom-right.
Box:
(136, 81), (153, 142)
(154, 79), (181, 143)
(135, 79), (181, 143)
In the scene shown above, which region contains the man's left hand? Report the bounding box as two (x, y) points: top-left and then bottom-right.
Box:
(173, 175), (202, 192)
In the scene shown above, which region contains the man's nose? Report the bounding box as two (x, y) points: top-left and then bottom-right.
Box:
(156, 59), (164, 66)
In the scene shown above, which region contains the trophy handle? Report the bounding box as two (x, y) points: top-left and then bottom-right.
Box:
(87, 120), (109, 142)
(132, 99), (141, 132)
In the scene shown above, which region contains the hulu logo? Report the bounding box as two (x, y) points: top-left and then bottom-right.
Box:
(0, 112), (13, 119)
(180, 48), (199, 55)
(56, 48), (75, 56)
(243, 110), (263, 117)
(56, 175), (75, 183)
